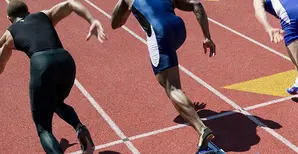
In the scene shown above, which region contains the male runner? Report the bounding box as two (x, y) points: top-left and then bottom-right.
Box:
(0, 0), (106, 153)
(254, 0), (298, 94)
(111, 0), (216, 152)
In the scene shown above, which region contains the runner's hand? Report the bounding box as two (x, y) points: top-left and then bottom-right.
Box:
(267, 28), (284, 44)
(203, 38), (216, 57)
(86, 20), (107, 43)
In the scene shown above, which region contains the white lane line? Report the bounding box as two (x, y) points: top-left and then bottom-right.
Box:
(128, 111), (238, 141)
(84, 0), (291, 62)
(207, 18), (291, 61)
(83, 0), (147, 44)
(69, 94), (295, 153)
(3, 0), (140, 153)
(69, 140), (123, 154)
(74, 80), (140, 154)
(128, 124), (187, 141)
(84, 0), (298, 152)
(243, 95), (295, 111)
(179, 66), (298, 152)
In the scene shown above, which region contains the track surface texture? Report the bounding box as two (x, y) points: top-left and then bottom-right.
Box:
(1, 0), (298, 154)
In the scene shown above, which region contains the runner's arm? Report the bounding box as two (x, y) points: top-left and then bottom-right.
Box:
(111, 0), (131, 29)
(0, 31), (14, 74)
(253, 0), (272, 31)
(174, 0), (211, 39)
(42, 0), (97, 26)
(174, 0), (215, 57)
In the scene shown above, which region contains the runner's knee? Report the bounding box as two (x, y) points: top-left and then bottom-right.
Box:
(36, 124), (52, 136)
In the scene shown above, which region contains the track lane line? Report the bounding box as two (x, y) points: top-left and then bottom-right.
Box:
(207, 18), (291, 61)
(68, 94), (296, 153)
(243, 95), (294, 111)
(84, 0), (298, 152)
(84, 0), (290, 62)
(3, 0), (140, 153)
(74, 80), (140, 153)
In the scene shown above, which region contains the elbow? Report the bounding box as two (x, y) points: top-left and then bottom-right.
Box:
(66, 0), (78, 9)
(0, 63), (5, 74)
(111, 22), (117, 29)
(0, 67), (4, 74)
(111, 23), (120, 29)
(67, 0), (76, 4)
(254, 10), (263, 20)
(0, 59), (8, 74)
(111, 16), (116, 29)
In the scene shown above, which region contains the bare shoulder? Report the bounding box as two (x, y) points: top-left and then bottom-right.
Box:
(41, 10), (50, 16)
(1, 30), (15, 49)
(39, 0), (71, 20)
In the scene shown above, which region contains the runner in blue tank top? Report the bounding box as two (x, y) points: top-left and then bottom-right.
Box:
(111, 0), (216, 152)
(254, 0), (298, 94)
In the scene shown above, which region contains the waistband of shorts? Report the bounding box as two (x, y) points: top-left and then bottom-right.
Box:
(30, 48), (66, 57)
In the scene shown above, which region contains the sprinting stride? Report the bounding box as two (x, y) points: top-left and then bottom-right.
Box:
(111, 0), (216, 152)
(254, 0), (298, 94)
(0, 0), (106, 153)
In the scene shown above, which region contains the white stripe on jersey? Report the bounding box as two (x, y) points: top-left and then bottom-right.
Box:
(271, 0), (291, 24)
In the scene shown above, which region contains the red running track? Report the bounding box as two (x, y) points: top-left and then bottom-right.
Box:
(0, 0), (298, 154)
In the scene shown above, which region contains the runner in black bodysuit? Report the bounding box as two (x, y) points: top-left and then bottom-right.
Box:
(0, 0), (106, 153)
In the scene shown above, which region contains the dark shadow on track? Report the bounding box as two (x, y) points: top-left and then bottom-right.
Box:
(173, 102), (282, 153)
(59, 138), (77, 153)
(291, 97), (298, 102)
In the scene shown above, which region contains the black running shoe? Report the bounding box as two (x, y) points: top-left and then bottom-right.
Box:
(76, 125), (95, 154)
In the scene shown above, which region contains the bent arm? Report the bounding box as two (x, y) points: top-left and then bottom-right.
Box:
(0, 31), (14, 74)
(42, 0), (96, 26)
(111, 0), (131, 29)
(253, 0), (272, 31)
(174, 0), (211, 39)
